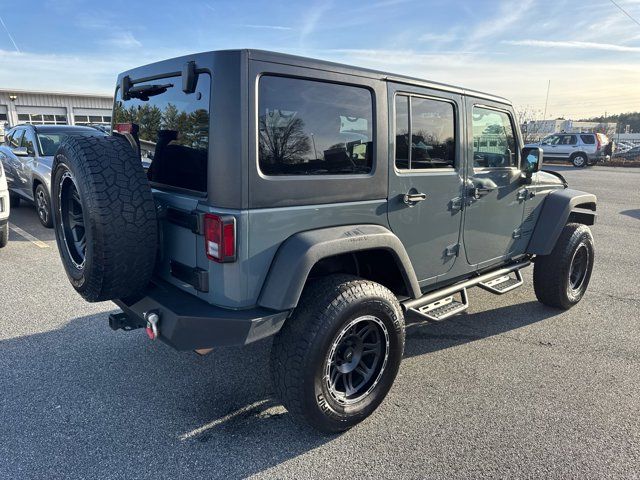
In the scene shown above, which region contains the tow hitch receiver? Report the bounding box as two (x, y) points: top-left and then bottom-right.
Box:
(108, 311), (144, 332)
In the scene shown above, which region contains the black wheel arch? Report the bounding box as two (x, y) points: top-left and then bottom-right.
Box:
(258, 225), (421, 311)
(527, 188), (597, 256)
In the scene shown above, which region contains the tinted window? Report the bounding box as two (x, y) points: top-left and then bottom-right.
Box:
(395, 95), (455, 170)
(394, 95), (410, 169)
(258, 76), (373, 176)
(580, 135), (595, 144)
(561, 135), (577, 145)
(10, 129), (23, 148)
(22, 130), (36, 155)
(114, 74), (211, 192)
(472, 107), (517, 168)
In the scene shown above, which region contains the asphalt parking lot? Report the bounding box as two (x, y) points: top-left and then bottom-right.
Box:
(1, 166), (639, 479)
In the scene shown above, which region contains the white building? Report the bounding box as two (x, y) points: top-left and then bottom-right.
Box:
(0, 88), (113, 130)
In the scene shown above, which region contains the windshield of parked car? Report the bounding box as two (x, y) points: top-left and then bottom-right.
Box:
(37, 131), (106, 156)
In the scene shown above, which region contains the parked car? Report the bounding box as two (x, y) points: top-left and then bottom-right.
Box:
(527, 132), (611, 167)
(50, 50), (597, 433)
(613, 145), (640, 161)
(0, 161), (9, 248)
(0, 125), (107, 227)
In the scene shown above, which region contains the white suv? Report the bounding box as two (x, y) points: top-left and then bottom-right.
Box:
(528, 133), (611, 167)
(0, 161), (9, 248)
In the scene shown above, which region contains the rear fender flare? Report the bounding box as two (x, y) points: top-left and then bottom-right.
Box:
(257, 224), (421, 311)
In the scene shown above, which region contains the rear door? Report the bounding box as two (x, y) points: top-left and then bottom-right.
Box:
(387, 83), (464, 286)
(555, 134), (577, 159)
(113, 73), (212, 297)
(463, 100), (526, 267)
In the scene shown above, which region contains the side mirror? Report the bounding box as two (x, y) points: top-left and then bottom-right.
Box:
(12, 147), (28, 157)
(521, 147), (543, 180)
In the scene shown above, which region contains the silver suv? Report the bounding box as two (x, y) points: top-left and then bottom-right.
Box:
(0, 161), (9, 248)
(527, 132), (611, 167)
(0, 125), (106, 227)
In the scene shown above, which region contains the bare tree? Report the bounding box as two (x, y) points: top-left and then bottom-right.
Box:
(516, 105), (546, 143)
(259, 116), (311, 165)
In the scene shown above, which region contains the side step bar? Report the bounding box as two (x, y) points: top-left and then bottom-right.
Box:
(412, 288), (469, 322)
(403, 260), (530, 319)
(478, 270), (523, 294)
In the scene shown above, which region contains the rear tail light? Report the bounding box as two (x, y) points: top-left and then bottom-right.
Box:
(115, 122), (134, 134)
(204, 214), (236, 262)
(595, 134), (602, 150)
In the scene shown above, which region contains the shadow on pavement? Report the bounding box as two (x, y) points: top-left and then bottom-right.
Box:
(404, 300), (561, 358)
(620, 209), (640, 220)
(0, 300), (561, 478)
(7, 203), (56, 242)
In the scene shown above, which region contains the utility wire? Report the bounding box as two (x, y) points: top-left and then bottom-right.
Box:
(608, 0), (640, 28)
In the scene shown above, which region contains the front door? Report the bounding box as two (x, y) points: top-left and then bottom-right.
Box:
(387, 84), (464, 285)
(463, 100), (526, 267)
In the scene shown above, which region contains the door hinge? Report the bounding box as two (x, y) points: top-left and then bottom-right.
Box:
(517, 189), (528, 201)
(517, 188), (536, 201)
(445, 243), (460, 257)
(449, 196), (463, 212)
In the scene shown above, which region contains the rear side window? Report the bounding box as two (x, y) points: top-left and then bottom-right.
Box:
(580, 135), (595, 144)
(472, 107), (517, 168)
(394, 94), (456, 170)
(258, 76), (373, 176)
(113, 74), (211, 193)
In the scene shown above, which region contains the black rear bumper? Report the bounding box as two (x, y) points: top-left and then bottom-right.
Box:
(113, 281), (289, 351)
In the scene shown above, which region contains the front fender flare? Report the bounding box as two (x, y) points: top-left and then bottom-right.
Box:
(258, 224), (421, 311)
(527, 188), (596, 256)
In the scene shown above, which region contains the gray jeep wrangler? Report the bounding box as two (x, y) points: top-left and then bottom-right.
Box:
(51, 50), (596, 433)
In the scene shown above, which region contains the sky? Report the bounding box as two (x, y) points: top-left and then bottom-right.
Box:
(0, 0), (639, 119)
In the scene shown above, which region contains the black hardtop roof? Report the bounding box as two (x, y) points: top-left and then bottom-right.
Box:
(119, 49), (512, 106)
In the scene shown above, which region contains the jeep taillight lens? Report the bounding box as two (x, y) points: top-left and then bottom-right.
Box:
(115, 123), (134, 134)
(204, 214), (236, 262)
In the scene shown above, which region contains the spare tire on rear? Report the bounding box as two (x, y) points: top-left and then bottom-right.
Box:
(51, 135), (157, 302)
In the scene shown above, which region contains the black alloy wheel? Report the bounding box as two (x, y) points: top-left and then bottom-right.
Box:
(58, 171), (86, 270)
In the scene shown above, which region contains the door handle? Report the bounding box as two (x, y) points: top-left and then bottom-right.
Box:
(470, 186), (494, 200)
(403, 192), (427, 205)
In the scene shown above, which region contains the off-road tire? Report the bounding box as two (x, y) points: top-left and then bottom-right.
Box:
(271, 274), (405, 433)
(35, 183), (53, 228)
(9, 193), (20, 208)
(0, 222), (8, 248)
(571, 153), (588, 168)
(533, 223), (594, 309)
(51, 135), (157, 302)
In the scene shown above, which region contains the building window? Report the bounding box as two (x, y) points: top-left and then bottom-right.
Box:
(0, 113), (7, 122)
(74, 114), (110, 125)
(17, 113), (67, 125)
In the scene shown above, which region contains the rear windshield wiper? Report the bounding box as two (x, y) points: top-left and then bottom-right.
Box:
(127, 83), (173, 101)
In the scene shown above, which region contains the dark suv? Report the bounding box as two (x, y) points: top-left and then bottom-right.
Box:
(50, 50), (597, 432)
